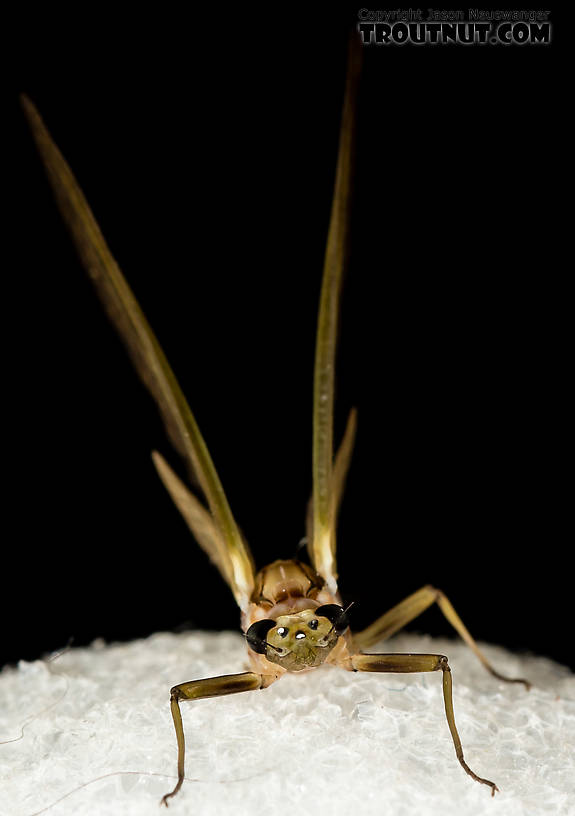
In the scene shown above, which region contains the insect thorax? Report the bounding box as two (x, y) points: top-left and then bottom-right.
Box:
(250, 559), (328, 611)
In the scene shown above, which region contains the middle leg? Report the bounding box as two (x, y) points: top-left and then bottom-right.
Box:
(352, 585), (530, 689)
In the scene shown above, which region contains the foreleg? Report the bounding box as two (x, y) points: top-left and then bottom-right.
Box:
(161, 671), (276, 806)
(352, 652), (498, 795)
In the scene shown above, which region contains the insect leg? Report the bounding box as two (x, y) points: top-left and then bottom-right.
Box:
(351, 652), (498, 795)
(161, 671), (275, 807)
(352, 585), (530, 689)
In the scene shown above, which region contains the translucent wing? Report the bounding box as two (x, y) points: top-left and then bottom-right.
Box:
(22, 96), (255, 611)
(311, 35), (362, 592)
(306, 407), (357, 563)
(152, 452), (252, 595)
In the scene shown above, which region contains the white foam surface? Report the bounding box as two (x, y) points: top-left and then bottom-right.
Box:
(1, 631), (574, 816)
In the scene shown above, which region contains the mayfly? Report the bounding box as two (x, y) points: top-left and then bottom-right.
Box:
(22, 33), (529, 806)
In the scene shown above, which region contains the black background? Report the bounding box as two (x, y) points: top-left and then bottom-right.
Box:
(8, 5), (567, 672)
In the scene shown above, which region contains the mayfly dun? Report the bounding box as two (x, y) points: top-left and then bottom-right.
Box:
(22, 31), (529, 807)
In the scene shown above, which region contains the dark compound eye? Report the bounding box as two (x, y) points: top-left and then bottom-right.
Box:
(277, 627), (289, 638)
(314, 604), (350, 635)
(308, 619), (319, 630)
(245, 619), (276, 654)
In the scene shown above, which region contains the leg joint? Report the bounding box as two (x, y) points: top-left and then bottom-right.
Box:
(425, 584), (443, 601)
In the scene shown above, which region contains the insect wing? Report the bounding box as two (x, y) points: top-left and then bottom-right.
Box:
(311, 35), (361, 591)
(22, 95), (255, 610)
(306, 406), (357, 562)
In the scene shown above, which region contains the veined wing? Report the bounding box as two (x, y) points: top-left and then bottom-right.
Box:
(306, 407), (357, 563)
(22, 96), (255, 611)
(311, 34), (362, 592)
(152, 452), (244, 593)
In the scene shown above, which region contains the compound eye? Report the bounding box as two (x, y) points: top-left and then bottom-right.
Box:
(314, 604), (350, 635)
(245, 619), (276, 654)
(277, 627), (289, 638)
(308, 619), (319, 630)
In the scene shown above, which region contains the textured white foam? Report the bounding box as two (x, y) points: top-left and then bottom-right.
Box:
(1, 632), (574, 816)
